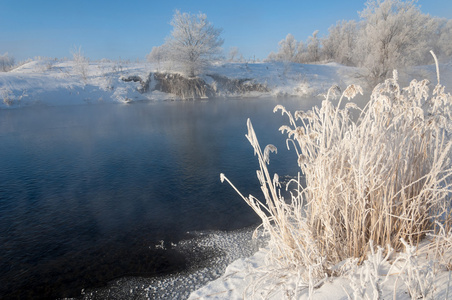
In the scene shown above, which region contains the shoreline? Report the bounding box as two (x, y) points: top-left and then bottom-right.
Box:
(77, 226), (267, 299)
(1, 60), (366, 109)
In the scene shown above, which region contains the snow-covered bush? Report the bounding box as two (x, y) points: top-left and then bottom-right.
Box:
(162, 10), (223, 77)
(391, 239), (435, 299)
(71, 46), (89, 80)
(422, 221), (452, 270)
(0, 52), (15, 72)
(1, 88), (27, 106)
(347, 241), (391, 300)
(221, 58), (452, 287)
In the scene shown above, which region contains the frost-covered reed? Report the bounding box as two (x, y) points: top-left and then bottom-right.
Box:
(221, 63), (452, 287)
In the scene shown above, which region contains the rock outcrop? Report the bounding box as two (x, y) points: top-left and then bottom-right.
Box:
(206, 74), (269, 95)
(122, 72), (270, 100)
(153, 73), (214, 99)
(120, 74), (152, 93)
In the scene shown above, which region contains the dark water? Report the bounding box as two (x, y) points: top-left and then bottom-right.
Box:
(0, 97), (318, 299)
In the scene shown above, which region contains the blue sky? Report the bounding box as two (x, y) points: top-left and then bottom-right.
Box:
(1, 0), (451, 62)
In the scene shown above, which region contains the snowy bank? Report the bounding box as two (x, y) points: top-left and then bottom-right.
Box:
(188, 243), (452, 299)
(0, 59), (370, 108)
(2, 59), (451, 109)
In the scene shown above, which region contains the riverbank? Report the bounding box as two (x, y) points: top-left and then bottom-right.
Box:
(3, 59), (449, 109)
(188, 241), (452, 299)
(76, 227), (268, 299)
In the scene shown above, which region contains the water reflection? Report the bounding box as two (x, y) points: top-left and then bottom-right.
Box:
(0, 98), (319, 299)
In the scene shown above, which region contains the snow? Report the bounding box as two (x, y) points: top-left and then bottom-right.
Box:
(2, 58), (451, 109)
(0, 59), (366, 109)
(188, 245), (452, 300)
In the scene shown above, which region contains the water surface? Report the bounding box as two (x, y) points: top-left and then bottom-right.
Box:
(0, 97), (319, 299)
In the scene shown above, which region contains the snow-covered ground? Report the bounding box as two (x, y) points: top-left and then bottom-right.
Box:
(1, 58), (451, 109)
(5, 58), (449, 109)
(188, 241), (452, 300)
(0, 59), (155, 107)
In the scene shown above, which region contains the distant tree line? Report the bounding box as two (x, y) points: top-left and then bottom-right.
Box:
(268, 0), (452, 80)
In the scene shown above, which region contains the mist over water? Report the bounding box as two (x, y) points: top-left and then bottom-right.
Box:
(0, 98), (317, 299)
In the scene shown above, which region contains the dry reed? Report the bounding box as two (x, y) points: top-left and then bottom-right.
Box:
(221, 62), (452, 286)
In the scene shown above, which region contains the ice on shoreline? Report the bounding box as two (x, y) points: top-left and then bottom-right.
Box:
(78, 226), (267, 300)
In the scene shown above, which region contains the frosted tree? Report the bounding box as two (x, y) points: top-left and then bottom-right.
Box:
(306, 30), (320, 63)
(322, 20), (358, 66)
(295, 30), (321, 63)
(165, 10), (223, 77)
(228, 47), (241, 62)
(266, 51), (278, 62)
(277, 33), (298, 62)
(146, 45), (168, 71)
(294, 41), (305, 62)
(267, 0), (452, 72)
(354, 0), (436, 80)
(430, 18), (452, 62)
(0, 52), (15, 72)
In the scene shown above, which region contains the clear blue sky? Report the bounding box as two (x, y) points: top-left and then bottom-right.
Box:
(1, 0), (451, 62)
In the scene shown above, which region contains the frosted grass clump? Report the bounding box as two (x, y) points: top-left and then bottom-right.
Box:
(221, 65), (452, 289)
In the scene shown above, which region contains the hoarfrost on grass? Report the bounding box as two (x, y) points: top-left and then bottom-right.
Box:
(220, 57), (452, 298)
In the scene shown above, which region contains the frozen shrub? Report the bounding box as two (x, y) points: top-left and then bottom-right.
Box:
(222, 63), (452, 284)
(1, 88), (27, 106)
(347, 241), (392, 300)
(392, 239), (435, 299)
(71, 46), (89, 80)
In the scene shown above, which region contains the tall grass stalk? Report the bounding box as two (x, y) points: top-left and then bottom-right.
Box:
(221, 66), (452, 283)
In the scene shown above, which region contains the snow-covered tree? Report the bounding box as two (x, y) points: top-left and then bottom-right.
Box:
(294, 31), (321, 63)
(294, 41), (305, 62)
(146, 45), (168, 70)
(165, 10), (223, 77)
(429, 18), (452, 62)
(306, 30), (320, 63)
(267, 0), (452, 74)
(355, 0), (436, 80)
(266, 51), (278, 62)
(0, 52), (15, 72)
(322, 20), (358, 66)
(228, 47), (241, 62)
(277, 33), (298, 62)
